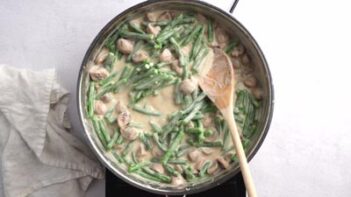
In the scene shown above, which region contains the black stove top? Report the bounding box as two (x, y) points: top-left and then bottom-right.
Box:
(106, 169), (246, 197)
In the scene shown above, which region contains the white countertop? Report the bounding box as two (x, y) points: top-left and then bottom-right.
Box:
(1, 0), (351, 196)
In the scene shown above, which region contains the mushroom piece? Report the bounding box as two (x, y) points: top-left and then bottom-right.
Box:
(252, 88), (263, 100)
(241, 54), (250, 64)
(170, 60), (183, 75)
(244, 75), (257, 88)
(117, 111), (130, 129)
(115, 101), (128, 114)
(136, 144), (147, 158)
(95, 48), (109, 64)
(146, 24), (161, 36)
(231, 56), (241, 69)
(158, 11), (172, 21)
(132, 50), (149, 63)
(180, 77), (198, 95)
(129, 18), (142, 28)
(117, 38), (134, 54)
(215, 27), (229, 46)
(217, 157), (229, 169)
(89, 66), (109, 81)
(207, 162), (219, 175)
(201, 147), (215, 155)
(231, 45), (245, 57)
(146, 11), (162, 22)
(151, 146), (163, 157)
(94, 100), (107, 116)
(151, 163), (165, 174)
(187, 149), (202, 162)
(194, 159), (206, 171)
(174, 164), (184, 174)
(159, 48), (173, 62)
(202, 114), (213, 128)
(196, 14), (207, 23)
(100, 93), (113, 103)
(120, 126), (139, 141)
(172, 175), (186, 186)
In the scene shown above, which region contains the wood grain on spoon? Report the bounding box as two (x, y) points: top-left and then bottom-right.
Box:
(197, 48), (257, 197)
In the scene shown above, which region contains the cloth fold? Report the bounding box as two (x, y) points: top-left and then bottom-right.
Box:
(0, 65), (104, 197)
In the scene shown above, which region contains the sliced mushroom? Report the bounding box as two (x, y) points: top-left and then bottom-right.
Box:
(172, 175), (186, 186)
(207, 162), (219, 175)
(170, 60), (183, 75)
(159, 48), (173, 62)
(132, 50), (149, 63)
(146, 11), (162, 22)
(129, 18), (142, 28)
(151, 163), (165, 174)
(115, 101), (128, 114)
(180, 77), (198, 95)
(100, 93), (113, 103)
(94, 100), (107, 116)
(231, 45), (245, 57)
(120, 126), (138, 141)
(201, 147), (215, 155)
(146, 24), (161, 36)
(181, 44), (192, 56)
(136, 144), (147, 157)
(95, 48), (109, 64)
(117, 38), (134, 54)
(244, 75), (257, 88)
(188, 149), (202, 162)
(215, 27), (229, 46)
(117, 111), (130, 129)
(231, 56), (241, 69)
(196, 14), (207, 23)
(202, 114), (213, 128)
(151, 146), (163, 157)
(252, 88), (263, 100)
(174, 164), (184, 174)
(89, 66), (109, 81)
(217, 157), (229, 169)
(194, 159), (206, 171)
(158, 11), (172, 21)
(241, 54), (250, 64)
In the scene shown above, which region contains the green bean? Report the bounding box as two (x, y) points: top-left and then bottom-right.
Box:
(128, 161), (150, 173)
(99, 72), (118, 87)
(153, 133), (168, 152)
(164, 164), (179, 176)
(181, 92), (206, 115)
(87, 82), (95, 118)
(140, 133), (153, 150)
(104, 31), (119, 54)
(96, 78), (127, 98)
(132, 104), (161, 116)
(183, 165), (196, 180)
(181, 25), (202, 46)
(183, 95), (193, 107)
(103, 52), (116, 71)
(199, 161), (212, 177)
(104, 110), (116, 124)
(127, 40), (143, 62)
(192, 47), (209, 71)
(129, 23), (145, 34)
(182, 101), (204, 123)
(161, 128), (185, 164)
(223, 123), (230, 149)
(142, 167), (172, 183)
(189, 140), (223, 148)
(98, 120), (111, 142)
(119, 30), (154, 41)
(169, 37), (187, 67)
(207, 20), (214, 43)
(191, 26), (205, 60)
(150, 121), (162, 133)
(107, 129), (119, 150)
(112, 151), (124, 163)
(225, 39), (239, 54)
(174, 79), (183, 105)
(92, 117), (107, 148)
(122, 141), (134, 157)
(116, 132), (124, 144)
(175, 144), (191, 157)
(135, 170), (163, 183)
(168, 159), (187, 165)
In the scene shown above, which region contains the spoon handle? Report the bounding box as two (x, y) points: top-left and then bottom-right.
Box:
(223, 108), (257, 197)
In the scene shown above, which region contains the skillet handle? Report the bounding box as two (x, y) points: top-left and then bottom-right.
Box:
(229, 0), (240, 13)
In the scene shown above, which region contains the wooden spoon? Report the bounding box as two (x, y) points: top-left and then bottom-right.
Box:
(197, 49), (257, 197)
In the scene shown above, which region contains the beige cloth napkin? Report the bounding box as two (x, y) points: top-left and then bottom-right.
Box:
(0, 65), (104, 197)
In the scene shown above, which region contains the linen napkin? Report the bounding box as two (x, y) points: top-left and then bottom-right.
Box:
(0, 65), (104, 197)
